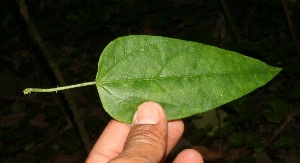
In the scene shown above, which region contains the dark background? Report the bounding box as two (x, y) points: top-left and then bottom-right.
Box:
(0, 0), (299, 162)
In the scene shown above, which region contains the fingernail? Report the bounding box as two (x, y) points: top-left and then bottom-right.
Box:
(133, 102), (161, 125)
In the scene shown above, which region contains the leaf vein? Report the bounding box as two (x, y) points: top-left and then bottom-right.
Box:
(158, 44), (197, 76)
(101, 40), (168, 79)
(154, 80), (190, 108)
(99, 71), (268, 84)
(102, 85), (124, 103)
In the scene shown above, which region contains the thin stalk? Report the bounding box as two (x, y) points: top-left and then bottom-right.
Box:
(17, 0), (92, 151)
(219, 0), (241, 41)
(23, 81), (96, 94)
(281, 0), (300, 55)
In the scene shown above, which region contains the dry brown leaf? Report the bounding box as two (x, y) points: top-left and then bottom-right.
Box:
(192, 145), (223, 161)
(29, 113), (48, 128)
(0, 112), (26, 128)
(226, 147), (249, 163)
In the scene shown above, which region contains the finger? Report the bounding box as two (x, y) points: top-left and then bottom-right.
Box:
(166, 120), (184, 155)
(110, 102), (168, 163)
(86, 120), (131, 163)
(173, 149), (204, 163)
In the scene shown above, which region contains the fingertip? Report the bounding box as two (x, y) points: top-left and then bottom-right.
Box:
(173, 149), (204, 163)
(86, 120), (131, 163)
(133, 101), (166, 125)
(166, 120), (184, 154)
(168, 120), (184, 136)
(109, 101), (169, 162)
(138, 101), (165, 115)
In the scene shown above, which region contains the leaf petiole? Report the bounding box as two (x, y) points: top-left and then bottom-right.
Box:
(23, 81), (96, 94)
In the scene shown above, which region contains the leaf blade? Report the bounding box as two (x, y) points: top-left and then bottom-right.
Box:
(96, 35), (281, 123)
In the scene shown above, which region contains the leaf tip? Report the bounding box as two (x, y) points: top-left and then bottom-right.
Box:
(274, 66), (282, 75)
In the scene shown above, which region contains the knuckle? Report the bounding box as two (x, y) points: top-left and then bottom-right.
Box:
(129, 125), (166, 147)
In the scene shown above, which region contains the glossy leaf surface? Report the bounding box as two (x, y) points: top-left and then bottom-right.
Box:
(96, 35), (281, 123)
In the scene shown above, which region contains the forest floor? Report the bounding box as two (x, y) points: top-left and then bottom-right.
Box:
(1, 0), (300, 162)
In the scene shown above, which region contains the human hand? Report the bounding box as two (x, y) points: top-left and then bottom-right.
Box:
(86, 101), (203, 163)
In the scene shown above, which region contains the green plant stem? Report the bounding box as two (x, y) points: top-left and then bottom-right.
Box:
(23, 81), (96, 94)
(17, 0), (92, 152)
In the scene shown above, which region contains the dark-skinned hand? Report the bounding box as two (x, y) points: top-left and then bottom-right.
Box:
(86, 102), (204, 163)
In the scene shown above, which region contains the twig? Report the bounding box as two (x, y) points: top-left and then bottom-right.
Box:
(219, 0), (241, 41)
(60, 105), (74, 133)
(26, 105), (73, 155)
(281, 0), (300, 55)
(16, 0), (92, 152)
(266, 112), (295, 147)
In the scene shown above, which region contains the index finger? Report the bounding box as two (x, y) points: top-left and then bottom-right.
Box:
(86, 120), (131, 163)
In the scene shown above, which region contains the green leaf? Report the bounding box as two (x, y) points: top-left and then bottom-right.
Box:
(272, 136), (294, 149)
(248, 136), (266, 152)
(262, 99), (289, 123)
(228, 132), (248, 148)
(214, 123), (235, 138)
(96, 35), (281, 123)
